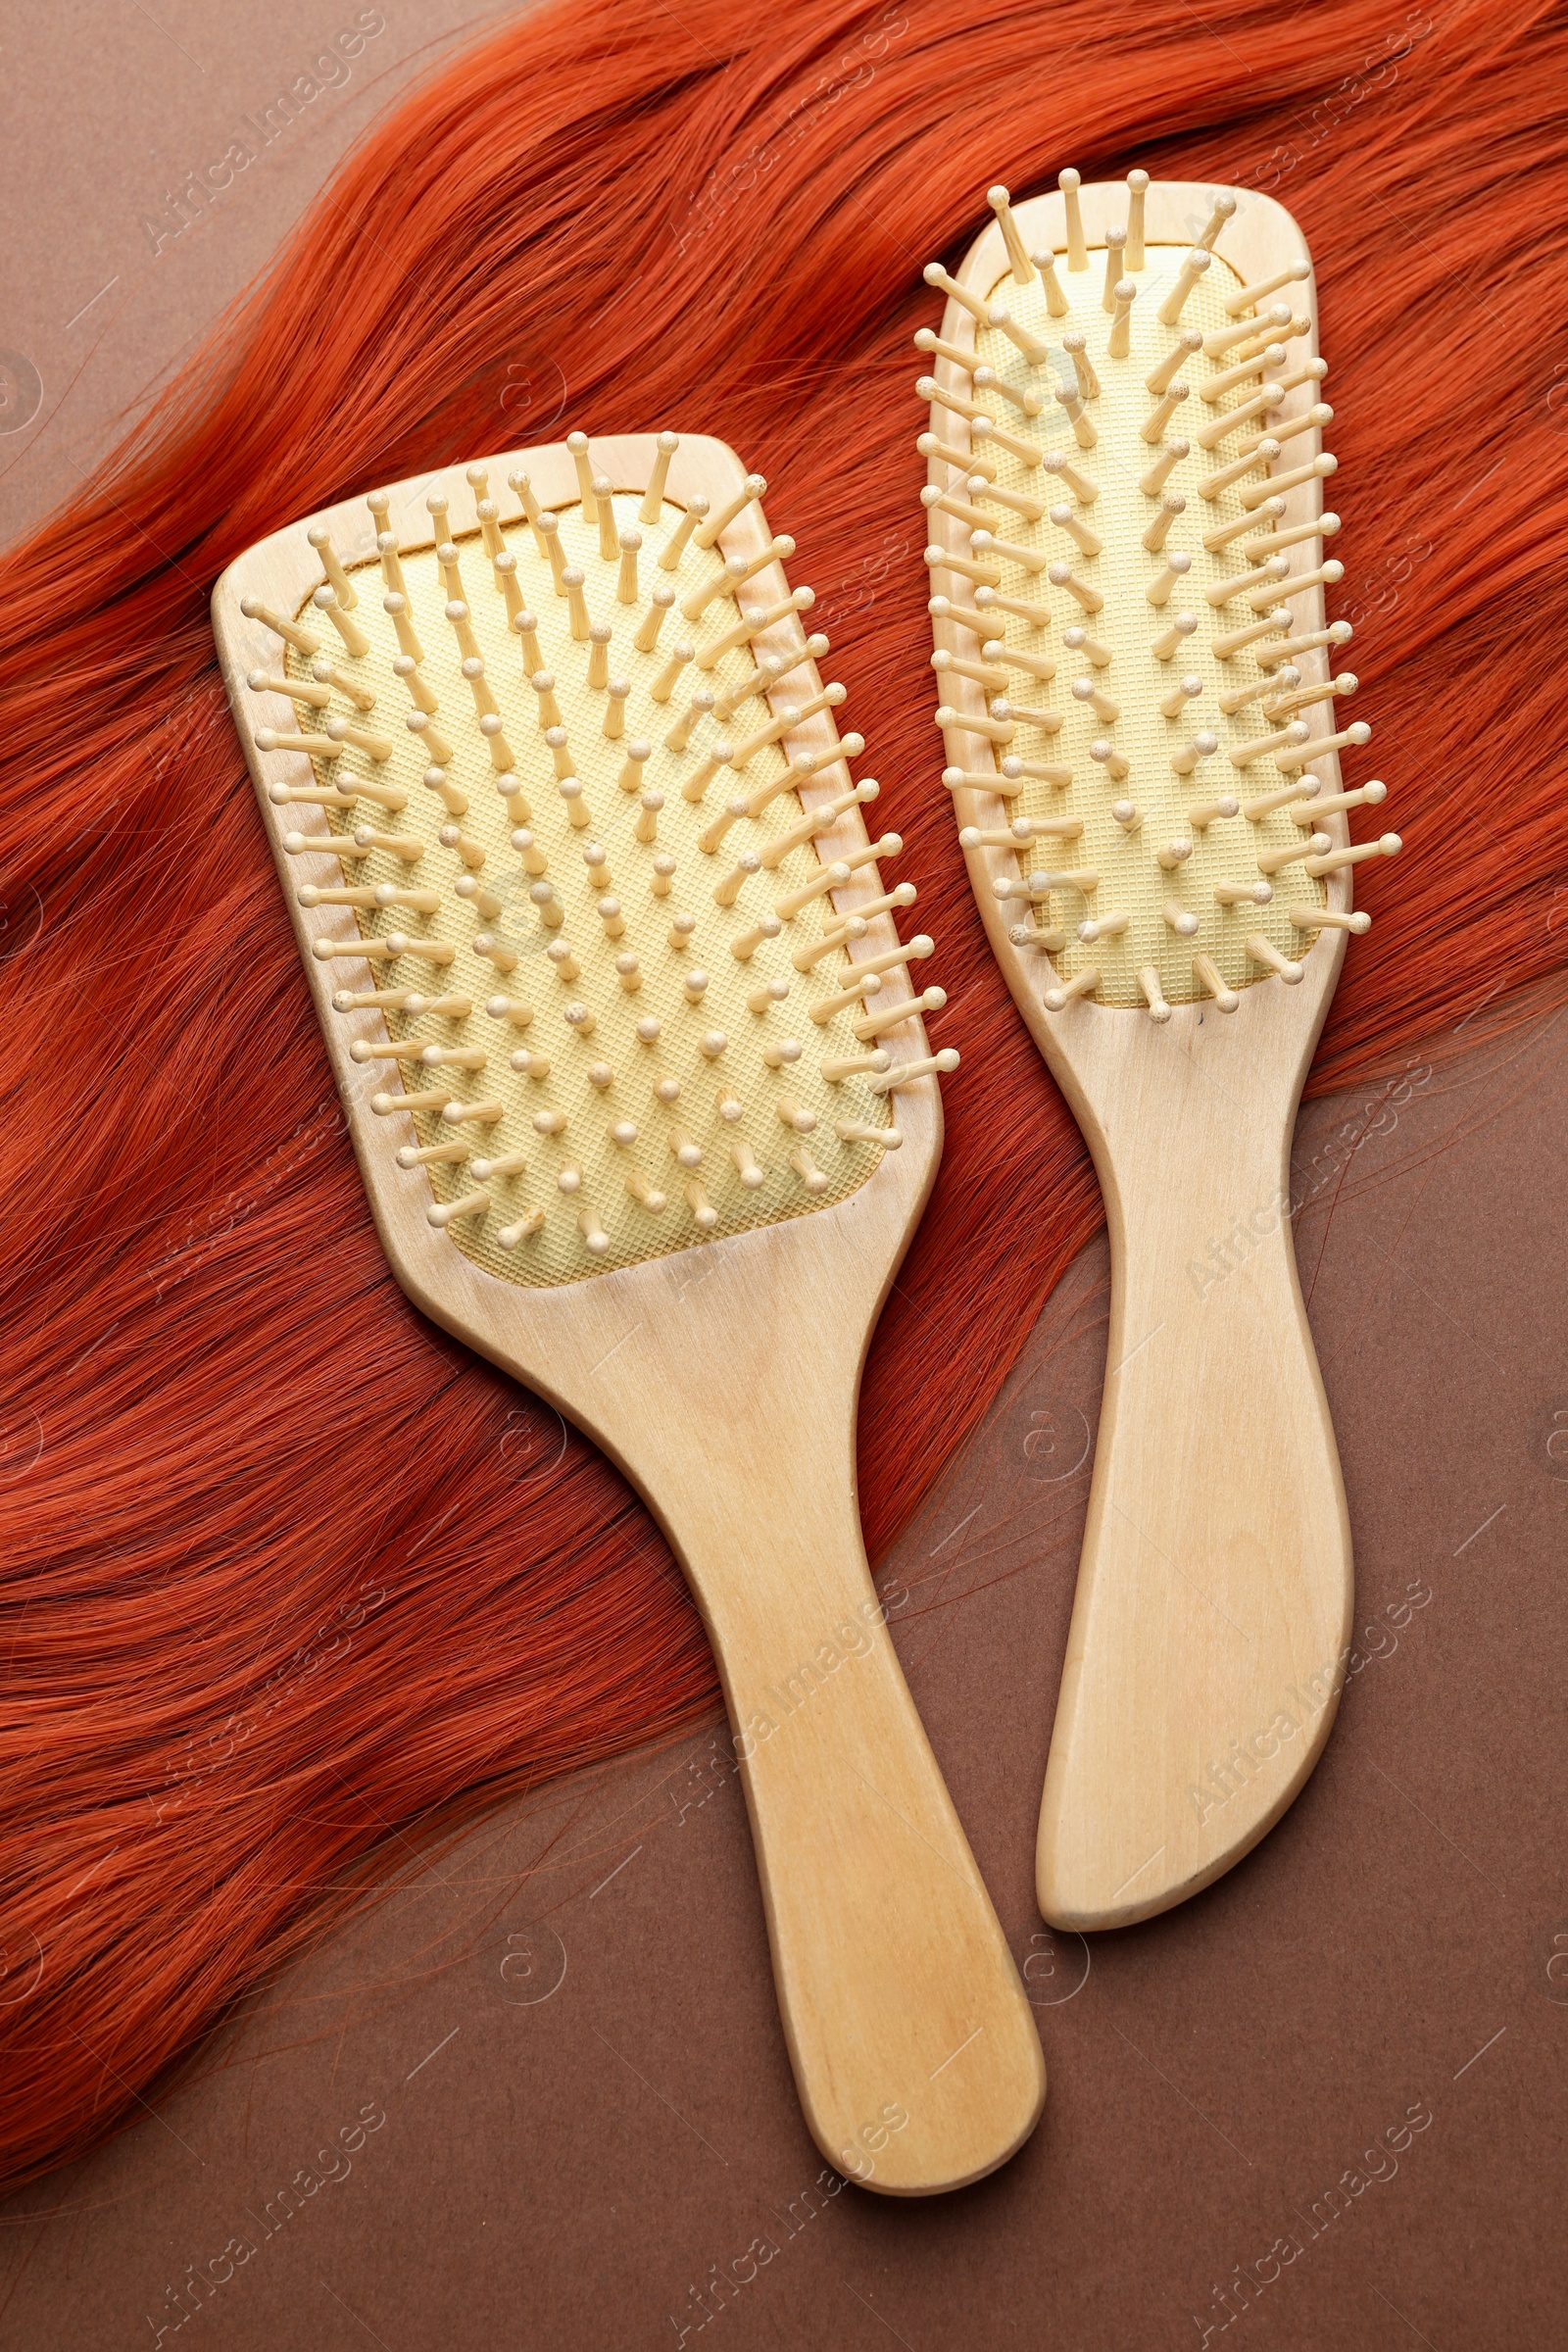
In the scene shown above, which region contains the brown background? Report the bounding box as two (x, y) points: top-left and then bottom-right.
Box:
(2, 8), (1565, 2347)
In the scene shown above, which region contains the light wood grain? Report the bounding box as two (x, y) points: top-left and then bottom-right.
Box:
(213, 433), (1045, 2191)
(925, 183), (1356, 1928)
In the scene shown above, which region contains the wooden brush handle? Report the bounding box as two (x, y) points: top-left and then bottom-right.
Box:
(650, 1396), (1045, 2194)
(1036, 1082), (1352, 1930)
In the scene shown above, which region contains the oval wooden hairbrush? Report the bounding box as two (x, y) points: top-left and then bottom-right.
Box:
(213, 431), (1044, 2192)
(918, 177), (1395, 1930)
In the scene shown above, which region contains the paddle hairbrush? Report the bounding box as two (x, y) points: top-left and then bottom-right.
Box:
(213, 431), (1044, 2192)
(918, 176), (1394, 1930)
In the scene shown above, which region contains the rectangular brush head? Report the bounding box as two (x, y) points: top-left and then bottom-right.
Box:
(922, 177), (1394, 1024)
(215, 434), (951, 1296)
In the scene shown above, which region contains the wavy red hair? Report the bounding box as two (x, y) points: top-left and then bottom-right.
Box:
(0, 0), (1563, 2188)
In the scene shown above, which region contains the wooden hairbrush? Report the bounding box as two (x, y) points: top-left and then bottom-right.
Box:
(213, 431), (1045, 2192)
(918, 176), (1395, 1930)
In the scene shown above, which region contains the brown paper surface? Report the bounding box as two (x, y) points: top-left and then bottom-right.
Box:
(3, 11), (1565, 2344)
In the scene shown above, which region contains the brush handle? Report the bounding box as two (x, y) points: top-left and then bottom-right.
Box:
(661, 1416), (1045, 2194)
(620, 1345), (1044, 2182)
(1036, 1060), (1352, 1930)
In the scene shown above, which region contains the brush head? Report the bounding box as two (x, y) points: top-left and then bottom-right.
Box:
(227, 439), (948, 1285)
(924, 173), (1395, 1018)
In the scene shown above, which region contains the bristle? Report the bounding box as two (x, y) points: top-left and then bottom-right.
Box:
(922, 263), (990, 327)
(588, 479), (616, 564)
(823, 1050), (891, 1082)
(928, 595), (990, 637)
(919, 429), (999, 481)
(1156, 249), (1210, 328)
(1219, 662), (1296, 716)
(1228, 720), (1309, 770)
(1193, 379), (1284, 452)
(1193, 952), (1239, 1010)
(1256, 830), (1330, 877)
(1223, 257), (1312, 318)
(324, 716), (395, 761)
(312, 656), (377, 710)
(972, 478), (1048, 529)
(1138, 964), (1172, 1021)
(1289, 778), (1385, 823)
(915, 327), (985, 378)
(856, 987), (948, 1041)
(1056, 500), (1108, 559)
(1159, 672), (1203, 720)
(990, 306), (1052, 368)
(1073, 676), (1119, 722)
(256, 725), (336, 758)
(1043, 965), (1099, 1010)
(1240, 780), (1317, 821)
(694, 472), (767, 551)
(1141, 381), (1191, 444)
(307, 526), (359, 612)
(1139, 440), (1190, 498)
(1257, 619), (1354, 667)
(1203, 304), (1292, 363)
(1205, 498), (1281, 552)
(978, 585), (1054, 629)
(658, 497), (709, 572)
(775, 857), (852, 916)
(1145, 553), (1193, 608)
(1196, 193), (1238, 251)
(943, 764), (1023, 798)
(1249, 555), (1343, 612)
(566, 431), (599, 521)
(1125, 172), (1150, 269)
(1028, 249), (1070, 318)
(1142, 495), (1185, 553)
(972, 417), (1048, 469)
(1240, 451), (1337, 509)
(1301, 832), (1401, 879)
(1202, 341), (1288, 402)
(1170, 732), (1220, 777)
(637, 433), (680, 525)
(250, 667), (329, 710)
(1221, 562), (1290, 622)
(1241, 399), (1334, 461)
(1212, 607), (1289, 661)
(1055, 382), (1099, 450)
(1288, 906), (1372, 936)
(1101, 231), (1126, 314)
(930, 545), (1003, 589)
(1276, 718), (1371, 773)
(867, 1049), (960, 1091)
(1058, 168), (1087, 270)
(239, 597), (319, 656)
(985, 638), (1055, 682)
(973, 366), (1044, 419)
(1062, 334), (1101, 404)
(925, 486), (995, 535)
(987, 184), (1035, 285)
(1241, 511), (1340, 562)
(1148, 331), (1202, 397)
(695, 585), (814, 669)
(1265, 669), (1357, 721)
(1271, 356), (1330, 401)
(665, 688), (714, 753)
